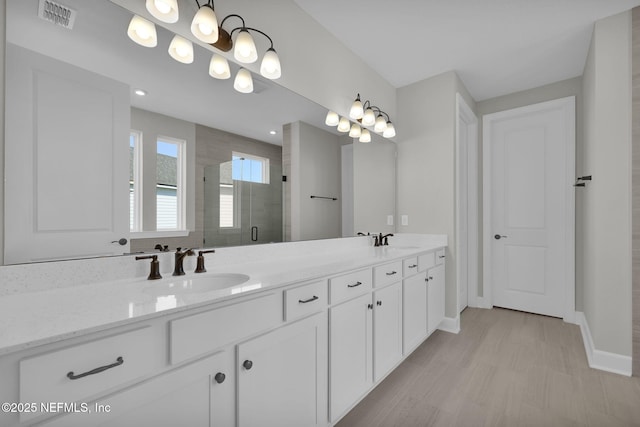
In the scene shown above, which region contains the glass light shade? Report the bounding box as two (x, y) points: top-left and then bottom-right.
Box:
(362, 108), (375, 126)
(349, 97), (364, 120)
(127, 15), (157, 48)
(208, 54), (230, 79)
(190, 5), (219, 43)
(383, 122), (396, 138)
(349, 123), (362, 138)
(337, 117), (351, 133)
(234, 68), (254, 93)
(374, 115), (387, 133)
(234, 29), (258, 64)
(260, 48), (281, 79)
(325, 111), (339, 126)
(168, 35), (194, 64)
(145, 0), (178, 23)
(359, 129), (371, 143)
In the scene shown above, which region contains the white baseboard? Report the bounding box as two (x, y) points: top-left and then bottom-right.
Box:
(473, 297), (492, 310)
(575, 311), (632, 377)
(438, 316), (460, 334)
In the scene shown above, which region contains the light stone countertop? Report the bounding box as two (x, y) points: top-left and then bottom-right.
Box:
(0, 235), (446, 356)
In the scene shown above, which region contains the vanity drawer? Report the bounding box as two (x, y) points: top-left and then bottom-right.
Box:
(403, 257), (419, 277)
(329, 268), (373, 304)
(418, 252), (436, 272)
(19, 327), (155, 422)
(373, 261), (403, 287)
(436, 249), (446, 265)
(170, 292), (282, 365)
(284, 280), (328, 321)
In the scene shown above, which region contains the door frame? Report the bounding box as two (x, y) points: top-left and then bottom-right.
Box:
(455, 93), (479, 312)
(482, 96), (576, 322)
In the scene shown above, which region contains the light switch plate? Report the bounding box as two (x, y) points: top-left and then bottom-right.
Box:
(401, 215), (408, 226)
(387, 215), (394, 226)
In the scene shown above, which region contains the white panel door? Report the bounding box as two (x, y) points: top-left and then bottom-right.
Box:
(5, 44), (130, 263)
(484, 97), (575, 318)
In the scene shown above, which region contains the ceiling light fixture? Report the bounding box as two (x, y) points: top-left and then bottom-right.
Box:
(233, 67), (254, 93)
(349, 94), (364, 120)
(127, 15), (158, 47)
(168, 34), (194, 64)
(145, 0), (178, 23)
(349, 123), (361, 138)
(337, 117), (351, 133)
(325, 111), (339, 126)
(191, 1), (219, 43)
(359, 129), (371, 143)
(134, 89), (147, 96)
(209, 54), (231, 79)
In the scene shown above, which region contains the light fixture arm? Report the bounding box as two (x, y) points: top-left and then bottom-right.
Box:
(229, 25), (275, 49)
(194, 0), (214, 9)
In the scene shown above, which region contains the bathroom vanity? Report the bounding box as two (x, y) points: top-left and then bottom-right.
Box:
(0, 235), (447, 426)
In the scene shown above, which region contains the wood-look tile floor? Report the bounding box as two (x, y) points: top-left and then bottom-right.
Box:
(336, 307), (640, 427)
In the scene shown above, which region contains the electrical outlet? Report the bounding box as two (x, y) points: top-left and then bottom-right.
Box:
(387, 215), (394, 226)
(401, 215), (408, 226)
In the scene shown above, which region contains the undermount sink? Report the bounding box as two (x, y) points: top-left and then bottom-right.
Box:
(144, 273), (250, 296)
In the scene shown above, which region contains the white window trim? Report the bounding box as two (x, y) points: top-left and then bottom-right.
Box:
(157, 135), (187, 232)
(232, 152), (270, 184)
(130, 130), (143, 232)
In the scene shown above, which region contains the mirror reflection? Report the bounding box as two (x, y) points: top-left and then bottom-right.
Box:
(3, 0), (395, 265)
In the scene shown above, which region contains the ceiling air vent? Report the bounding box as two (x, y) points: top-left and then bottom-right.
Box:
(38, 0), (77, 30)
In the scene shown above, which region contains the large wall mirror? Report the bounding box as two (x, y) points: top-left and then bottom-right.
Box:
(3, 0), (396, 265)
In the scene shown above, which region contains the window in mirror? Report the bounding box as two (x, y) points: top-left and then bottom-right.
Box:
(156, 137), (186, 230)
(219, 160), (237, 228)
(129, 130), (142, 232)
(232, 153), (270, 184)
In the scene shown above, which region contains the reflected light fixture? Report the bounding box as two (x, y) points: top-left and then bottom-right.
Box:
(191, 1), (219, 43)
(127, 15), (157, 47)
(234, 29), (258, 63)
(168, 35), (194, 64)
(349, 123), (362, 138)
(337, 117), (351, 133)
(349, 94), (364, 120)
(209, 54), (231, 79)
(324, 93), (396, 142)
(233, 68), (254, 93)
(145, 0), (178, 23)
(359, 129), (371, 143)
(134, 89), (147, 96)
(325, 111), (340, 126)
(260, 48), (281, 80)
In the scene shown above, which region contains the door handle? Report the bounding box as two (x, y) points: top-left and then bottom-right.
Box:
(494, 234), (507, 240)
(251, 226), (258, 242)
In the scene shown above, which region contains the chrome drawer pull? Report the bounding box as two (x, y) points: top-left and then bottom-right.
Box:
(386, 271), (397, 276)
(67, 356), (124, 380)
(347, 281), (363, 288)
(298, 295), (319, 304)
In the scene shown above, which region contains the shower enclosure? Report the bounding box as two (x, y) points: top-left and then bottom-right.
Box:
(203, 157), (283, 247)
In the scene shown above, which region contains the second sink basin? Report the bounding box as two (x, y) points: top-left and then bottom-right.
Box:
(144, 273), (250, 296)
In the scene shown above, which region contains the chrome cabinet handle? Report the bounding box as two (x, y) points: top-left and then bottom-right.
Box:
(347, 281), (362, 288)
(67, 356), (124, 380)
(298, 295), (319, 304)
(385, 271), (397, 276)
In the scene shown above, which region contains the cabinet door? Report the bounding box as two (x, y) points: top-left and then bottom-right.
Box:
(427, 263), (446, 334)
(237, 312), (327, 427)
(40, 352), (232, 427)
(329, 293), (373, 422)
(403, 272), (428, 354)
(373, 282), (403, 381)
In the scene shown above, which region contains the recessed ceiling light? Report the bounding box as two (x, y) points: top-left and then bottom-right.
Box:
(134, 89), (147, 96)
(269, 130), (277, 135)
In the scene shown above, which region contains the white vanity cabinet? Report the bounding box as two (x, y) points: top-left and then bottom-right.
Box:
(237, 312), (327, 427)
(40, 351), (234, 427)
(402, 266), (429, 354)
(427, 258), (446, 335)
(329, 268), (403, 422)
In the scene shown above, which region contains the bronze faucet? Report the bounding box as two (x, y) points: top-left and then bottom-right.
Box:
(195, 249), (216, 273)
(381, 233), (394, 246)
(173, 248), (195, 276)
(136, 255), (162, 280)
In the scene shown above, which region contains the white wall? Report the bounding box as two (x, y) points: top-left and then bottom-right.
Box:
(353, 136), (396, 235)
(285, 121), (342, 241)
(396, 71), (477, 318)
(130, 108), (196, 233)
(581, 11), (632, 357)
(0, 0), (5, 265)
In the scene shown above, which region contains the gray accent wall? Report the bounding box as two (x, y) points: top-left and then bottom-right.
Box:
(632, 6), (640, 377)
